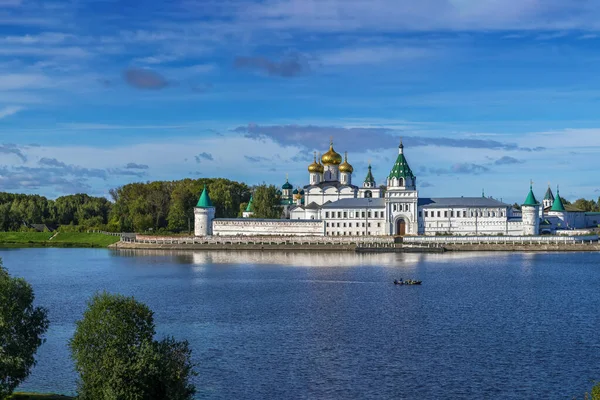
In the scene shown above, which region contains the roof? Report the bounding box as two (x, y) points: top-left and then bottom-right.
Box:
(550, 192), (566, 211)
(282, 179), (293, 190)
(245, 195), (253, 212)
(322, 198), (386, 209)
(543, 186), (555, 201)
(545, 204), (582, 213)
(364, 164), (376, 184)
(196, 186), (213, 208)
(522, 185), (539, 207)
(388, 150), (415, 181)
(418, 197), (510, 208)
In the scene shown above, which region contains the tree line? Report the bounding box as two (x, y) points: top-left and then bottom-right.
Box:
(0, 178), (283, 233)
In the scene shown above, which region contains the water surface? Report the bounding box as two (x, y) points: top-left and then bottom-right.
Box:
(2, 248), (599, 399)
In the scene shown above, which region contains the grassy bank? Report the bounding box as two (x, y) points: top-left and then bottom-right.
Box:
(9, 393), (74, 400)
(0, 232), (120, 248)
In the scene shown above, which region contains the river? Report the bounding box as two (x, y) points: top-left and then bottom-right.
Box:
(1, 248), (599, 399)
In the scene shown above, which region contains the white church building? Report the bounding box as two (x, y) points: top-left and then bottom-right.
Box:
(194, 140), (600, 237)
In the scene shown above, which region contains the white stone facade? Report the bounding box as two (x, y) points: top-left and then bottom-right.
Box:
(213, 219), (324, 236)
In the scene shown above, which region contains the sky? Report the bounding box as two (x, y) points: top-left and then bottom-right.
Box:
(2, 0), (600, 203)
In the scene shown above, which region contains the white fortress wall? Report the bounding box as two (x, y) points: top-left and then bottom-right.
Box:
(213, 218), (325, 236)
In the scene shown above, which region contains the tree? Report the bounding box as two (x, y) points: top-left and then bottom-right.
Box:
(70, 292), (196, 400)
(251, 184), (283, 219)
(0, 259), (49, 399)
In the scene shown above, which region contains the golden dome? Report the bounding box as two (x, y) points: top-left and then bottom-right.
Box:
(308, 152), (325, 173)
(321, 141), (342, 165)
(339, 152), (353, 173)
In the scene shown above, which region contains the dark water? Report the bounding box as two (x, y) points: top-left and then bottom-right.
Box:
(1, 248), (600, 399)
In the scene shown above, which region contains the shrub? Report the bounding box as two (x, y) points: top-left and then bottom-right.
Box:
(0, 259), (49, 398)
(69, 292), (196, 400)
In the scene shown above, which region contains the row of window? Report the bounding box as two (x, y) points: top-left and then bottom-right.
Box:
(392, 203), (411, 212)
(326, 222), (381, 228)
(324, 211), (383, 219)
(419, 210), (506, 218)
(327, 231), (374, 236)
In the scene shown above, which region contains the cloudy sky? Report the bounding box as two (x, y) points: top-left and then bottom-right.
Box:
(2, 0), (600, 203)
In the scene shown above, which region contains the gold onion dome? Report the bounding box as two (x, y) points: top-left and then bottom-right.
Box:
(321, 141), (343, 165)
(339, 152), (353, 173)
(308, 152), (324, 173)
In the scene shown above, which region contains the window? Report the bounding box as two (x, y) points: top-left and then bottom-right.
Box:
(419, 211), (422, 217)
(337, 212), (341, 218)
(325, 212), (329, 218)
(362, 212), (366, 218)
(424, 211), (428, 217)
(326, 222), (329, 227)
(444, 211), (448, 217)
(362, 223), (365, 227)
(337, 223), (340, 227)
(343, 212), (347, 218)
(451, 211), (454, 217)
(368, 223), (371, 227)
(368, 212), (372, 218)
(343, 223), (346, 227)
(463, 211), (467, 217)
(437, 211), (441, 217)
(377, 223), (381, 227)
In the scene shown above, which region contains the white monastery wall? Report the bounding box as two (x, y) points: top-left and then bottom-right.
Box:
(213, 219), (325, 236)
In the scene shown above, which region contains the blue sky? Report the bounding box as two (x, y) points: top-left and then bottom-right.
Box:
(1, 0), (600, 203)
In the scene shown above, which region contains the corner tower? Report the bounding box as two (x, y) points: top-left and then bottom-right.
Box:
(194, 185), (215, 236)
(521, 183), (540, 235)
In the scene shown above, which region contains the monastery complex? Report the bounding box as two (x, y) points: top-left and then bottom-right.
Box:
(194, 141), (600, 237)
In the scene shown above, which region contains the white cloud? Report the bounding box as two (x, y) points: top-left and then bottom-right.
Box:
(0, 105), (23, 119)
(0, 73), (52, 90)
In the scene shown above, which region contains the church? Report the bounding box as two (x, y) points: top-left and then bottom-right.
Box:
(194, 140), (600, 237)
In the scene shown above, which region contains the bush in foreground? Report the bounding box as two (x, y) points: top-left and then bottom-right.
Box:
(0, 259), (49, 399)
(69, 292), (196, 400)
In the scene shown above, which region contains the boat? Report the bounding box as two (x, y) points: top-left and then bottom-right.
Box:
(394, 279), (422, 285)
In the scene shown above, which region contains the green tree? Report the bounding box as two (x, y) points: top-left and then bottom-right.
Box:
(70, 292), (196, 400)
(0, 259), (49, 399)
(251, 184), (283, 219)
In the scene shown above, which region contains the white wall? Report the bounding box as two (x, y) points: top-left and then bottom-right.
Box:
(213, 219), (325, 236)
(322, 207), (386, 236)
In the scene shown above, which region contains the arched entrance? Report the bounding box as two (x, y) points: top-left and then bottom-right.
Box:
(396, 219), (406, 236)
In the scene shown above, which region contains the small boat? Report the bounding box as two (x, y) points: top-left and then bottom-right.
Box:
(394, 279), (422, 285)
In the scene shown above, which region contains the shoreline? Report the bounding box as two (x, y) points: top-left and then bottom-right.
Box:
(110, 241), (600, 253)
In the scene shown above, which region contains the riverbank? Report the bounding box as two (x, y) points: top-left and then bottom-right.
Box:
(0, 232), (121, 248)
(110, 240), (600, 252)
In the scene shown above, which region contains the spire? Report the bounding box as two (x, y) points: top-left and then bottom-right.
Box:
(388, 141), (414, 181)
(482, 189), (485, 198)
(364, 162), (376, 185)
(543, 183), (555, 201)
(522, 181), (539, 207)
(245, 194), (254, 212)
(196, 185), (213, 208)
(550, 185), (565, 211)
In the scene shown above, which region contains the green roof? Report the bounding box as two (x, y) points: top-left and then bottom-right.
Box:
(388, 151), (415, 181)
(196, 185), (213, 208)
(522, 185), (539, 207)
(550, 190), (565, 211)
(543, 186), (555, 201)
(245, 195), (254, 212)
(282, 179), (293, 190)
(364, 164), (376, 184)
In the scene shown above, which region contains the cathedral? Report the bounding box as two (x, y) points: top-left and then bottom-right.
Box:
(194, 140), (600, 237)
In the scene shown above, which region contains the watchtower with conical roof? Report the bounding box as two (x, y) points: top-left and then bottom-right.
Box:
(194, 185), (215, 236)
(242, 194), (254, 218)
(543, 185), (555, 210)
(521, 182), (540, 235)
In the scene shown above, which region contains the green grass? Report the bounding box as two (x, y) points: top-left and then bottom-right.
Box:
(0, 232), (120, 248)
(0, 232), (53, 243)
(9, 393), (74, 400)
(51, 232), (121, 247)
